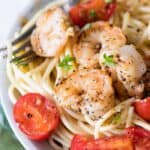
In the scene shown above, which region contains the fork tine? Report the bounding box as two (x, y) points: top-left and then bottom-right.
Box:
(1, 0), (69, 52)
(1, 0), (71, 67)
(12, 24), (35, 45)
(12, 40), (30, 55)
(16, 55), (37, 66)
(10, 50), (34, 63)
(0, 24), (34, 51)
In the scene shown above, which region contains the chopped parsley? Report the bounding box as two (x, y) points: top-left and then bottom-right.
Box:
(102, 53), (116, 67)
(112, 113), (121, 124)
(105, 0), (113, 3)
(89, 9), (97, 19)
(58, 55), (75, 71)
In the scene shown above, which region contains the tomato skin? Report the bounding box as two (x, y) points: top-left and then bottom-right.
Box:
(69, 0), (105, 27)
(14, 93), (60, 141)
(71, 127), (150, 150)
(71, 135), (133, 150)
(126, 126), (150, 139)
(102, 1), (116, 21)
(85, 136), (133, 150)
(69, 0), (116, 27)
(134, 97), (150, 121)
(126, 126), (150, 150)
(71, 135), (93, 150)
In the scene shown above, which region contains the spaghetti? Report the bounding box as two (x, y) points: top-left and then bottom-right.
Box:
(7, 0), (150, 149)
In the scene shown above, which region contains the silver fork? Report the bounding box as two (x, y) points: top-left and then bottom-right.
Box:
(0, 0), (79, 65)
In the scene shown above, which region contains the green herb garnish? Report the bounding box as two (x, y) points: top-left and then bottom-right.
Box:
(58, 55), (75, 71)
(102, 54), (116, 67)
(89, 9), (97, 19)
(105, 0), (113, 3)
(112, 113), (121, 124)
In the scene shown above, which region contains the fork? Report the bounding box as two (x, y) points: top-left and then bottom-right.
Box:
(0, 0), (79, 65)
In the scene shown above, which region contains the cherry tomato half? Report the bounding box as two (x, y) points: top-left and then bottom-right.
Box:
(69, 0), (116, 27)
(14, 93), (60, 140)
(71, 134), (133, 150)
(126, 126), (150, 150)
(134, 97), (150, 121)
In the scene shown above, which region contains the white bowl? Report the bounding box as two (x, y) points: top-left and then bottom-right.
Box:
(0, 48), (50, 150)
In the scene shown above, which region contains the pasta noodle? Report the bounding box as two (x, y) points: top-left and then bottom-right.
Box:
(6, 0), (150, 149)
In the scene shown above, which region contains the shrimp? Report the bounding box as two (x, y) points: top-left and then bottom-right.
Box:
(73, 21), (146, 97)
(55, 69), (115, 120)
(73, 21), (126, 68)
(99, 45), (147, 97)
(31, 7), (74, 57)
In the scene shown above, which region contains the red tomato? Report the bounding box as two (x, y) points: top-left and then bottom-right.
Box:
(134, 97), (150, 121)
(126, 126), (150, 150)
(69, 0), (116, 27)
(102, 1), (116, 21)
(14, 93), (60, 140)
(71, 135), (93, 150)
(71, 134), (133, 150)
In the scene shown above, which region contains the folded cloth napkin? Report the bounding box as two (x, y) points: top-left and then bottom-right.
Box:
(0, 105), (24, 150)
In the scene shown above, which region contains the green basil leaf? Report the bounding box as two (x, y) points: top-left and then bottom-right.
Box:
(59, 55), (75, 71)
(102, 53), (116, 67)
